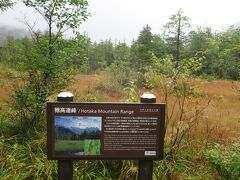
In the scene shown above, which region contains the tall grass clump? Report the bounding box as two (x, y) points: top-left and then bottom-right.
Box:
(0, 135), (57, 179)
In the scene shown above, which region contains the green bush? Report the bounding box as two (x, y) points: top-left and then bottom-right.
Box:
(96, 77), (122, 96)
(136, 68), (161, 89)
(206, 143), (240, 180)
(107, 60), (135, 87)
(170, 79), (205, 98)
(81, 90), (99, 102)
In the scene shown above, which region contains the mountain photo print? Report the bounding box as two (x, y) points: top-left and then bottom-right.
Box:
(54, 116), (102, 156)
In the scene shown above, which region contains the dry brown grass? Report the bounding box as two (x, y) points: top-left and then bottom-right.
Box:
(1, 73), (240, 142)
(201, 80), (240, 142)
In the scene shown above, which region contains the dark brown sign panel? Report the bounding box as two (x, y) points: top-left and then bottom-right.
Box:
(47, 102), (165, 160)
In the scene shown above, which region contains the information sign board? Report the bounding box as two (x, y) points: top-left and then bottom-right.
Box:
(47, 102), (165, 160)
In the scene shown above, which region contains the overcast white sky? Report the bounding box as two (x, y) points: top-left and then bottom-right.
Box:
(0, 0), (240, 44)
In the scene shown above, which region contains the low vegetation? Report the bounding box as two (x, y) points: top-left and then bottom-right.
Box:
(206, 143), (240, 179)
(1, 71), (240, 179)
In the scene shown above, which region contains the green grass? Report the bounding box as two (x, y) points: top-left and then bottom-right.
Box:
(84, 139), (101, 155)
(0, 135), (58, 179)
(55, 140), (84, 152)
(55, 139), (101, 155)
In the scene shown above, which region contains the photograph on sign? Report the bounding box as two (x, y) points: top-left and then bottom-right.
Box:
(54, 116), (102, 156)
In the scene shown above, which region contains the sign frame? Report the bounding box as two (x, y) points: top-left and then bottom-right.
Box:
(47, 102), (165, 160)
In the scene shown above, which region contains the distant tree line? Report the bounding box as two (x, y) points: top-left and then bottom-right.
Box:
(0, 9), (240, 82)
(1, 17), (239, 80)
(85, 25), (240, 80)
(55, 128), (101, 140)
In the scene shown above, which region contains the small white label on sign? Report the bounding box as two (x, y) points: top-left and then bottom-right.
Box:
(145, 151), (156, 156)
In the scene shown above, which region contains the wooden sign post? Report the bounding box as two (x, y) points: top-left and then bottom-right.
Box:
(57, 92), (74, 180)
(138, 93), (156, 180)
(47, 92), (165, 180)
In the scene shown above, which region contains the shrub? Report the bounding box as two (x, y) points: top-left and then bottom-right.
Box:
(81, 90), (99, 102)
(96, 77), (123, 98)
(206, 143), (240, 179)
(107, 60), (135, 87)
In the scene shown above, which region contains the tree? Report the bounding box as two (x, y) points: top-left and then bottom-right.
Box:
(88, 41), (99, 72)
(62, 33), (90, 73)
(217, 28), (240, 79)
(23, 0), (89, 83)
(113, 41), (130, 62)
(12, 0), (89, 131)
(137, 24), (153, 47)
(186, 27), (219, 76)
(164, 9), (191, 64)
(151, 34), (166, 58)
(100, 40), (114, 66)
(87, 40), (113, 71)
(187, 27), (213, 55)
(131, 24), (154, 71)
(0, 0), (14, 11)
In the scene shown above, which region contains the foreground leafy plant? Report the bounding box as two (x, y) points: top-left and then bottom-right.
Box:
(206, 143), (240, 180)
